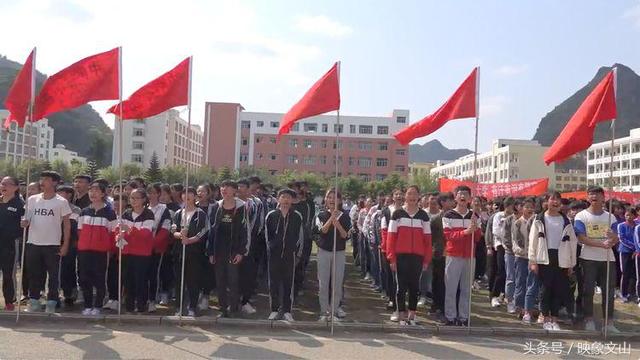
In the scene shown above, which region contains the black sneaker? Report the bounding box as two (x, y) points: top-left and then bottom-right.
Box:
(439, 318), (457, 326)
(458, 319), (469, 327)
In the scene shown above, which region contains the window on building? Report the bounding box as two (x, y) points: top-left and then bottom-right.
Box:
(270, 121), (279, 128)
(287, 155), (298, 164)
(257, 121), (264, 127)
(349, 124), (356, 134)
(303, 156), (315, 165)
(376, 174), (386, 181)
(241, 121), (251, 129)
(378, 142), (388, 151)
(397, 116), (407, 124)
(303, 123), (318, 132)
(358, 158), (372, 167)
(256, 137), (262, 144)
(395, 148), (406, 156)
(320, 156), (327, 165)
(377, 126), (389, 135)
(131, 154), (143, 163)
(348, 157), (355, 166)
(257, 153), (263, 160)
(239, 153), (248, 162)
(133, 128), (144, 137)
(270, 154), (277, 160)
(292, 123), (299, 132)
(241, 138), (248, 146)
(359, 125), (373, 134)
(376, 158), (388, 167)
(270, 137), (276, 144)
(333, 124), (344, 133)
(304, 139), (313, 148)
(321, 140), (328, 148)
(359, 142), (372, 151)
(359, 173), (371, 182)
(333, 141), (343, 149)
(132, 142), (144, 150)
(394, 165), (405, 172)
(289, 139), (298, 148)
(322, 124), (328, 133)
(588, 165), (594, 174)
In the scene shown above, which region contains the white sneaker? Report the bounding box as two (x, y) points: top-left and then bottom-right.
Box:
(283, 312), (294, 322)
(558, 307), (568, 317)
(364, 273), (371, 281)
(605, 323), (621, 334)
(584, 319), (597, 331)
(336, 307), (347, 318)
(148, 302), (157, 313)
(268, 311), (279, 320)
(90, 308), (101, 316)
(187, 309), (196, 317)
(491, 297), (501, 308)
(522, 313), (532, 324)
(390, 311), (400, 322)
(198, 295), (209, 311)
(507, 301), (516, 314)
(159, 293), (170, 306)
(542, 322), (554, 331)
(241, 303), (257, 314)
(417, 297), (427, 306)
(105, 300), (118, 310)
(595, 286), (602, 294)
(26, 299), (40, 312)
(319, 315), (329, 322)
(537, 315), (545, 324)
(81, 308), (92, 316)
(552, 322), (561, 331)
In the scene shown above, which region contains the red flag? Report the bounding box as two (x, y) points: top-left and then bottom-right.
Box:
(543, 70), (616, 165)
(33, 48), (120, 121)
(394, 68), (478, 145)
(4, 49), (35, 129)
(279, 62), (340, 136)
(108, 57), (190, 120)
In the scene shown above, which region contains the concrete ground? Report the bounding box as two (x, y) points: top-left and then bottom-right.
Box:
(0, 322), (638, 359)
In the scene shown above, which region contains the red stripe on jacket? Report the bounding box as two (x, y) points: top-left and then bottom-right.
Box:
(443, 209), (481, 258)
(386, 208), (432, 265)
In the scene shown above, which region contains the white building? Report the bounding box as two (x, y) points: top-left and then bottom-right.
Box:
(112, 109), (204, 171)
(587, 127), (640, 191)
(0, 109), (55, 164)
(430, 139), (559, 188)
(50, 144), (87, 165)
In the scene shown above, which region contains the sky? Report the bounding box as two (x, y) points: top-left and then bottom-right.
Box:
(1, 0), (639, 153)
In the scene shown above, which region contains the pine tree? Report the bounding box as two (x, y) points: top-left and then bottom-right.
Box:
(86, 160), (98, 179)
(144, 152), (162, 183)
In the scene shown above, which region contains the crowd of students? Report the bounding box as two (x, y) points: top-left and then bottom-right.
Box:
(0, 171), (637, 331)
(0, 172), (344, 321)
(351, 185), (633, 333)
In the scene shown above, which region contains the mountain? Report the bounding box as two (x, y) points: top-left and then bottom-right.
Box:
(409, 139), (472, 163)
(532, 63), (640, 169)
(0, 54), (113, 166)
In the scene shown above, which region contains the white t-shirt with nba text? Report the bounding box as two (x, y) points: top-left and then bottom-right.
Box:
(574, 209), (615, 262)
(26, 193), (72, 246)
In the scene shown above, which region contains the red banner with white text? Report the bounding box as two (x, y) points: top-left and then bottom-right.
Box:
(439, 178), (549, 199)
(561, 191), (640, 204)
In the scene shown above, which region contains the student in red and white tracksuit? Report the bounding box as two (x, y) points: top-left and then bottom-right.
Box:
(387, 185), (432, 325)
(77, 181), (117, 315)
(146, 183), (172, 313)
(119, 189), (155, 313)
(442, 185), (481, 326)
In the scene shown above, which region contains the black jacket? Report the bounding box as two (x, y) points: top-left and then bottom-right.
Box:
(174, 207), (208, 256)
(206, 199), (248, 260)
(315, 210), (351, 252)
(0, 196), (25, 243)
(265, 208), (304, 258)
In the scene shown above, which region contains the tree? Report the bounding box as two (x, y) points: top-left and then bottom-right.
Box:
(97, 166), (119, 184)
(121, 163), (143, 180)
(193, 165), (217, 185)
(50, 159), (72, 182)
(338, 176), (366, 201)
(162, 165), (186, 185)
(16, 160), (50, 183)
(88, 130), (112, 168)
(70, 159), (86, 178)
(144, 152), (163, 184)
(217, 166), (233, 183)
(413, 173), (439, 194)
(0, 160), (16, 178)
(86, 160), (98, 179)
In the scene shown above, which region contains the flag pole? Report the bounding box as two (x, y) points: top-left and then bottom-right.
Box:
(604, 67), (617, 339)
(117, 46), (123, 324)
(330, 61), (341, 336)
(16, 47), (37, 322)
(467, 66), (479, 331)
(179, 55), (193, 324)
